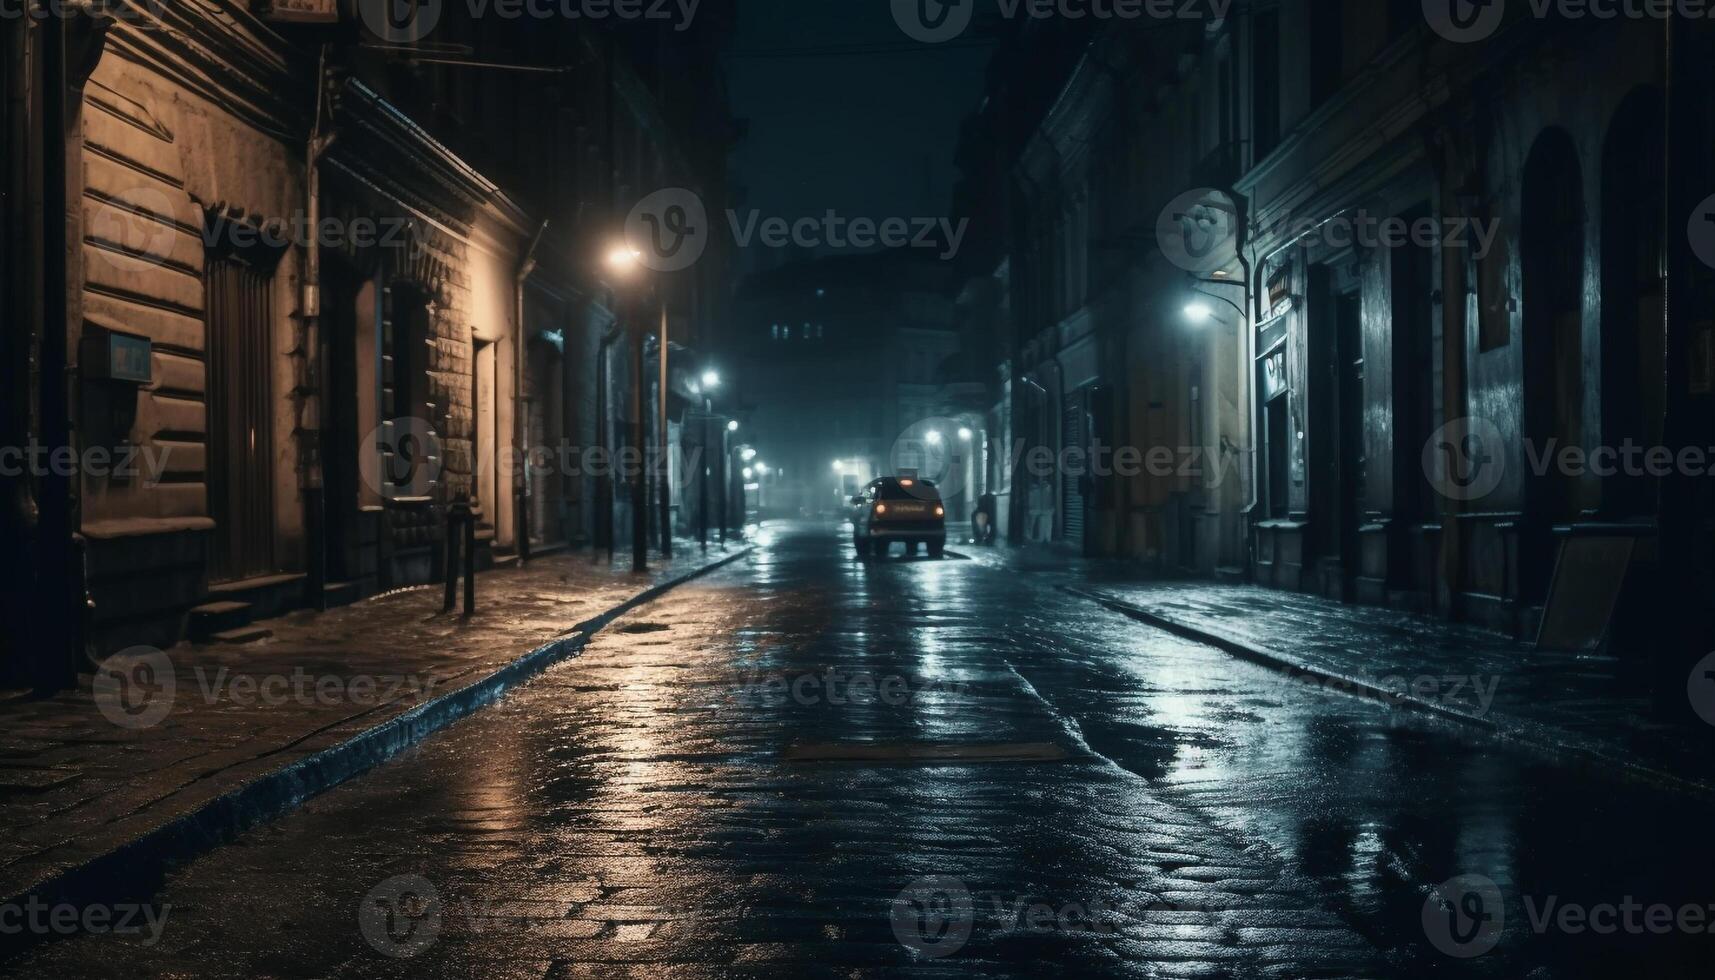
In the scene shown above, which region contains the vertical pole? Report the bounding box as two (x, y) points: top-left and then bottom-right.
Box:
(718, 425), (728, 545)
(699, 404), (709, 550)
(630, 301), (648, 573)
(658, 303), (671, 558)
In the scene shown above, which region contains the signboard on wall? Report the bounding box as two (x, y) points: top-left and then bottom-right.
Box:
(260, 0), (340, 23)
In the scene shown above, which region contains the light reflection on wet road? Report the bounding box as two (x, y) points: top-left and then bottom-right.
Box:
(7, 522), (1713, 977)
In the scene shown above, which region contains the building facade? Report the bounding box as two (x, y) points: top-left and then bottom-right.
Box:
(2, 1), (733, 686)
(956, 6), (1715, 677)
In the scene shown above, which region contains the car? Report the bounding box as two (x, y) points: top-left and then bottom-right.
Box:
(850, 477), (946, 558)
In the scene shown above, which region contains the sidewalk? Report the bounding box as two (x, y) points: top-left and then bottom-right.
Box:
(963, 542), (1715, 795)
(0, 540), (749, 912)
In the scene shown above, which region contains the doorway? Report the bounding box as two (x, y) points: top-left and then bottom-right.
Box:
(1308, 264), (1364, 599)
(474, 339), (498, 536)
(1521, 128), (1586, 597)
(206, 257), (277, 583)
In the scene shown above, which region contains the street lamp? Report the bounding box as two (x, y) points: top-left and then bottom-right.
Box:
(603, 240), (650, 573)
(958, 427), (973, 441)
(926, 430), (943, 446)
(727, 419), (739, 432)
(605, 246), (642, 276)
(1183, 301), (1215, 324)
(696, 369), (723, 552)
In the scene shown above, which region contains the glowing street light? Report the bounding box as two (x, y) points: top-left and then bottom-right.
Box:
(958, 427), (973, 441)
(926, 430), (943, 446)
(754, 462), (769, 476)
(831, 460), (843, 472)
(742, 466), (754, 480)
(1184, 301), (1215, 324)
(741, 447), (757, 462)
(605, 245), (642, 276)
(727, 419), (739, 432)
(702, 369), (721, 389)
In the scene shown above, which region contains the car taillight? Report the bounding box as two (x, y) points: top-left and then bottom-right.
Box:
(934, 506), (945, 517)
(874, 503), (887, 516)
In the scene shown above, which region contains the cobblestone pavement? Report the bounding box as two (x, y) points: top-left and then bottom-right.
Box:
(1066, 579), (1715, 785)
(0, 542), (738, 904)
(5, 522), (1714, 977)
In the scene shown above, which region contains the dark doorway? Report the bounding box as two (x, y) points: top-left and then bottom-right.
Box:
(206, 258), (277, 583)
(1308, 264), (1364, 600)
(527, 335), (567, 548)
(321, 265), (362, 583)
(1521, 128), (1586, 597)
(1599, 89), (1665, 519)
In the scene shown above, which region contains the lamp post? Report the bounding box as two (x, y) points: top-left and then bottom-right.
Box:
(655, 306), (671, 560)
(723, 420), (737, 545)
(698, 370), (720, 551)
(605, 244), (649, 573)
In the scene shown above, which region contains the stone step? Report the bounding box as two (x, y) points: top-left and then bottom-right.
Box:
(208, 625), (273, 645)
(322, 581), (361, 609)
(187, 600), (253, 641)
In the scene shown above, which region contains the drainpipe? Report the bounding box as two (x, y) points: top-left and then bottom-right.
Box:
(513, 220), (549, 564)
(304, 46), (337, 611)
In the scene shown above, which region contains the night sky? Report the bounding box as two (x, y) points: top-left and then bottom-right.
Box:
(725, 0), (993, 271)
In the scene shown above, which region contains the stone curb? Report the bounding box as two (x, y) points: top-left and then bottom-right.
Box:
(0, 547), (753, 935)
(1061, 585), (1712, 799)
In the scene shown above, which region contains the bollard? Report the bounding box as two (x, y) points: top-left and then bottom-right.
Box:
(443, 496), (477, 616)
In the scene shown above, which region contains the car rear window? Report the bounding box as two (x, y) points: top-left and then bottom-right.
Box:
(875, 480), (940, 501)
